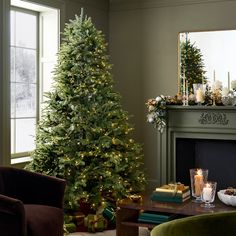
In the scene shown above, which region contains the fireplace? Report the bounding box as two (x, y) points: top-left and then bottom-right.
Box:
(152, 106), (236, 191)
(176, 138), (236, 190)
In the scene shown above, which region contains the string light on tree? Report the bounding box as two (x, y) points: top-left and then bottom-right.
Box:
(26, 10), (146, 212)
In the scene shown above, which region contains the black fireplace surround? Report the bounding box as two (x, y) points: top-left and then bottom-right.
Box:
(176, 138), (236, 190)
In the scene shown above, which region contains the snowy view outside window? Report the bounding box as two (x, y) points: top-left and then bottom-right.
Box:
(10, 9), (37, 156)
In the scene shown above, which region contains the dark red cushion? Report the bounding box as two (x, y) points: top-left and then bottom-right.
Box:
(24, 204), (64, 236)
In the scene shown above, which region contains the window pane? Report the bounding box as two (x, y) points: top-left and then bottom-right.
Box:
(11, 83), (16, 118)
(10, 11), (15, 46)
(15, 48), (36, 83)
(15, 83), (36, 117)
(10, 47), (15, 82)
(15, 11), (36, 48)
(15, 118), (36, 153)
(11, 119), (15, 153)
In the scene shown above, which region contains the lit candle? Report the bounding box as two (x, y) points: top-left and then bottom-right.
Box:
(202, 183), (212, 201)
(194, 169), (204, 196)
(196, 88), (204, 103)
(228, 72), (230, 90)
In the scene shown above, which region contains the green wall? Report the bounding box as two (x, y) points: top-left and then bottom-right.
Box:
(109, 0), (236, 187)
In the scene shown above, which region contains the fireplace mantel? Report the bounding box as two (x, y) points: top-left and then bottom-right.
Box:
(154, 105), (236, 189)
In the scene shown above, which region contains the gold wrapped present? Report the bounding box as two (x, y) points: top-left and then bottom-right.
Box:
(85, 214), (108, 233)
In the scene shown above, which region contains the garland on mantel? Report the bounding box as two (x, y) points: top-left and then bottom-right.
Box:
(146, 95), (167, 133)
(146, 87), (236, 133)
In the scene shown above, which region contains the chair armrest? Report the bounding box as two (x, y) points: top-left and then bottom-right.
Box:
(151, 211), (236, 236)
(0, 194), (26, 236)
(2, 167), (66, 209)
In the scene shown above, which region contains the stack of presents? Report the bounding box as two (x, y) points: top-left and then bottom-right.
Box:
(138, 183), (190, 225)
(65, 202), (116, 233)
(151, 183), (190, 203)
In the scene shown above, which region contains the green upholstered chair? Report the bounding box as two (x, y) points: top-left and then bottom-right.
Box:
(151, 211), (236, 236)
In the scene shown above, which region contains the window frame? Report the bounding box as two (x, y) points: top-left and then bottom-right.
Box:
(10, 6), (40, 159)
(0, 0), (65, 167)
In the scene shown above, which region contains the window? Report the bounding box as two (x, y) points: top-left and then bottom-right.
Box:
(9, 0), (62, 164)
(10, 8), (38, 158)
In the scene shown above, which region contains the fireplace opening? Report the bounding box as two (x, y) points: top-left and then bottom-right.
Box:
(176, 138), (236, 190)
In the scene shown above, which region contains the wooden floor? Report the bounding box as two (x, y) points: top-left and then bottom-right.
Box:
(69, 227), (150, 236)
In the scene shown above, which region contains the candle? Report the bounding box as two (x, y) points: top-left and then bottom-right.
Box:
(213, 70), (216, 82)
(196, 88), (204, 103)
(202, 183), (212, 201)
(228, 72), (230, 90)
(194, 169), (204, 196)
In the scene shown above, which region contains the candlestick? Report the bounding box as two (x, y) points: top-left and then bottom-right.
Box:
(183, 70), (186, 96)
(183, 80), (189, 106)
(228, 72), (230, 90)
(186, 81), (189, 99)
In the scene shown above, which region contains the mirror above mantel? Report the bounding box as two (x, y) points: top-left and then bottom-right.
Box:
(178, 29), (236, 94)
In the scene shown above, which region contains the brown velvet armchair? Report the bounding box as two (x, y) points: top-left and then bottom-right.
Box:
(0, 166), (66, 236)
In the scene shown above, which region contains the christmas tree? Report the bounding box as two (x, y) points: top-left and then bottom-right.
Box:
(26, 11), (146, 211)
(180, 39), (207, 92)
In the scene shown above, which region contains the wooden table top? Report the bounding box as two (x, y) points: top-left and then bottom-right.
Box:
(117, 194), (236, 216)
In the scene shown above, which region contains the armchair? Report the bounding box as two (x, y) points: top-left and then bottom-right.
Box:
(0, 166), (66, 236)
(151, 211), (236, 236)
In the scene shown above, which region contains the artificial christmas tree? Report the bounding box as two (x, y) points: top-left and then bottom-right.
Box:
(26, 11), (146, 212)
(180, 39), (207, 92)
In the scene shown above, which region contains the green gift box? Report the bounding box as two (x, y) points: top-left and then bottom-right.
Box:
(102, 205), (116, 226)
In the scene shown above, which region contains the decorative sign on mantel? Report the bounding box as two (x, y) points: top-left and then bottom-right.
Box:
(198, 112), (229, 125)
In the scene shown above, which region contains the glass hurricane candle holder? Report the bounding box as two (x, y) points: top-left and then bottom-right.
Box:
(201, 181), (217, 208)
(190, 168), (208, 203)
(193, 84), (206, 105)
